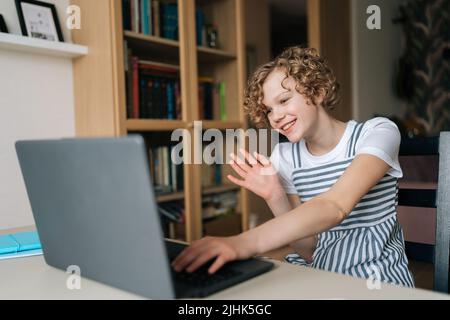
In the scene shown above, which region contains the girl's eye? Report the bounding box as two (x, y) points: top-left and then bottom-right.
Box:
(281, 98), (290, 104)
(266, 108), (272, 114)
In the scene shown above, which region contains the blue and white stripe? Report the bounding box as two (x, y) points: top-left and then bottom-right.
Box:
(285, 122), (414, 288)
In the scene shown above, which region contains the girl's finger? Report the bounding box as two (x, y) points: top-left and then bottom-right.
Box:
(229, 160), (247, 178)
(226, 175), (246, 188)
(172, 241), (208, 271)
(254, 152), (271, 166)
(239, 148), (258, 166)
(186, 247), (220, 273)
(230, 152), (252, 172)
(172, 248), (196, 272)
(208, 255), (228, 274)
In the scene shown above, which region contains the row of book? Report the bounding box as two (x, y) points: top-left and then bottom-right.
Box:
(125, 49), (182, 119)
(201, 163), (222, 188)
(122, 0), (220, 48)
(158, 202), (184, 224)
(195, 9), (220, 48)
(149, 145), (184, 194)
(202, 191), (238, 220)
(199, 78), (227, 121)
(124, 53), (227, 120)
(122, 0), (178, 40)
(158, 190), (238, 226)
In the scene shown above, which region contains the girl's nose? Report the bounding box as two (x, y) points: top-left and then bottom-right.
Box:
(271, 107), (285, 123)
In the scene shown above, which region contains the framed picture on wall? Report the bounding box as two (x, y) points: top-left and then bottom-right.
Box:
(15, 0), (64, 42)
(0, 14), (9, 33)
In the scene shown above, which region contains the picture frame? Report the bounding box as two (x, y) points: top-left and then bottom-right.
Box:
(0, 14), (9, 33)
(15, 0), (64, 42)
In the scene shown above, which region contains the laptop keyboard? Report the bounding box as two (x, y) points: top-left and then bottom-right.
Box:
(172, 263), (242, 287)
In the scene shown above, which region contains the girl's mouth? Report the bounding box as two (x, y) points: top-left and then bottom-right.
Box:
(281, 119), (297, 133)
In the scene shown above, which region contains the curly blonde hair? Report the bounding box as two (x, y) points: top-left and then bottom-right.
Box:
(244, 46), (341, 128)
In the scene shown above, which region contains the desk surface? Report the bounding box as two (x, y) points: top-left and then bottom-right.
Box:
(1, 226), (448, 300)
(0, 254), (448, 300)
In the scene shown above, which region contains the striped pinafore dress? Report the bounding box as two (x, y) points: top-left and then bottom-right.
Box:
(284, 122), (415, 287)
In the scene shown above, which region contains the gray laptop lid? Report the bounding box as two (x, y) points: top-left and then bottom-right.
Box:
(16, 136), (175, 299)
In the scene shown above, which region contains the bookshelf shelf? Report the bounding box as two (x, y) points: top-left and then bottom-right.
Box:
(124, 31), (179, 60)
(156, 184), (239, 203)
(127, 119), (187, 131)
(0, 33), (88, 59)
(197, 46), (236, 63)
(202, 184), (239, 195)
(156, 191), (184, 203)
(200, 120), (243, 130)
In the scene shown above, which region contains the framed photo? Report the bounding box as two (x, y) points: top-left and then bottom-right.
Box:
(15, 0), (64, 42)
(0, 14), (9, 33)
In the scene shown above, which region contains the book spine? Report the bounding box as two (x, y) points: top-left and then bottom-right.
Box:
(170, 146), (177, 191)
(141, 0), (149, 35)
(196, 9), (204, 46)
(122, 0), (131, 31)
(175, 81), (182, 120)
(133, 0), (140, 33)
(153, 0), (160, 37)
(219, 82), (226, 121)
(167, 81), (174, 120)
(147, 0), (152, 35)
(132, 56), (140, 118)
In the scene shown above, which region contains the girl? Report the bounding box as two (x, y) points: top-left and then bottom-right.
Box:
(172, 46), (414, 288)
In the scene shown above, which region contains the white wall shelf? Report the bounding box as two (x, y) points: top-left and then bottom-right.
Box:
(0, 33), (88, 58)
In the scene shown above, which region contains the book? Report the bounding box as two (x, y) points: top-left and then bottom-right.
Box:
(153, 0), (160, 37)
(0, 231), (42, 260)
(219, 82), (227, 120)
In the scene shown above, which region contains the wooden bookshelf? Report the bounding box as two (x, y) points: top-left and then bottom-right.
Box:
(71, 0), (248, 242)
(197, 46), (236, 63)
(200, 120), (243, 130)
(126, 119), (187, 131)
(156, 191), (184, 203)
(202, 184), (240, 195)
(156, 184), (239, 203)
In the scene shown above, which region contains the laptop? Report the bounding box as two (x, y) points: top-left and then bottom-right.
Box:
(15, 136), (274, 299)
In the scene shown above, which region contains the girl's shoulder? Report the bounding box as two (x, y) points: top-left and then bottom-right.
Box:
(356, 117), (401, 144)
(360, 116), (400, 133)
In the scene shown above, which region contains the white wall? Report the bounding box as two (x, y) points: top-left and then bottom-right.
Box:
(351, 0), (404, 121)
(0, 0), (75, 230)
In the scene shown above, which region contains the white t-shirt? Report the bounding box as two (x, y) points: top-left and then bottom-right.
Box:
(270, 117), (403, 195)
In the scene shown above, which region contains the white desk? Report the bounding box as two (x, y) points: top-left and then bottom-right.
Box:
(1, 226), (448, 300)
(0, 254), (448, 300)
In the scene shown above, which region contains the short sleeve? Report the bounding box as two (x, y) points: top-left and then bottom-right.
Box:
(270, 143), (298, 194)
(355, 117), (403, 178)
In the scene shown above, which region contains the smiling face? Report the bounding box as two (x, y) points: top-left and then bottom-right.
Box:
(262, 68), (321, 142)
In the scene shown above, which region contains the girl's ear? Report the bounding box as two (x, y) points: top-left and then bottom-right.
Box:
(315, 89), (326, 106)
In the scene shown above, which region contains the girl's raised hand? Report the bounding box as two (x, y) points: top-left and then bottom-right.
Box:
(227, 149), (283, 201)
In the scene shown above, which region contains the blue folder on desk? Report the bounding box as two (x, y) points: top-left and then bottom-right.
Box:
(0, 231), (42, 260)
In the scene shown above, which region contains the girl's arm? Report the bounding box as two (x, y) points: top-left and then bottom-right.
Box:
(267, 192), (316, 262)
(245, 154), (390, 256)
(172, 154), (390, 274)
(229, 148), (316, 261)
